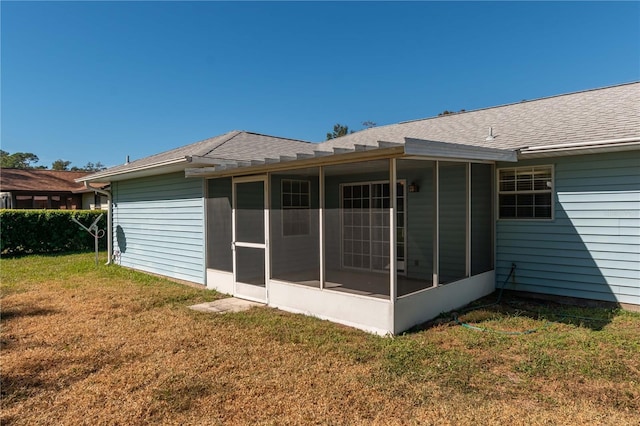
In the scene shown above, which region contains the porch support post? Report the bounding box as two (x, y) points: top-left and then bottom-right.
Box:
(264, 175), (270, 299)
(433, 160), (439, 286)
(390, 158), (397, 328)
(390, 158), (398, 301)
(319, 166), (325, 290)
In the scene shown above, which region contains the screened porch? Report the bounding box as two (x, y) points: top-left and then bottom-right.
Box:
(204, 156), (496, 334)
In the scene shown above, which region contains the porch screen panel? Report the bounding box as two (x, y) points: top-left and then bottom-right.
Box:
(236, 246), (265, 286)
(236, 181), (264, 244)
(324, 160), (390, 299)
(207, 177), (233, 272)
(397, 159), (435, 296)
(439, 162), (467, 284)
(270, 168), (320, 287)
(471, 163), (493, 275)
(370, 183), (390, 270)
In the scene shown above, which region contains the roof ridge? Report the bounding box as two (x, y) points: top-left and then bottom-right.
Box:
(118, 130), (241, 166)
(398, 80), (640, 125)
(192, 130), (315, 159)
(191, 130), (243, 158)
(242, 131), (313, 144)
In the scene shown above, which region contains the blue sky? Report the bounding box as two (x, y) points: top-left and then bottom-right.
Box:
(2, 1), (639, 169)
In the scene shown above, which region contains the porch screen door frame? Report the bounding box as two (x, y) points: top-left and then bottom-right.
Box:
(232, 175), (269, 303)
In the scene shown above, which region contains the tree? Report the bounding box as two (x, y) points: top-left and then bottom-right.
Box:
(51, 159), (72, 171)
(438, 109), (466, 117)
(326, 123), (353, 140)
(361, 121), (377, 129)
(70, 162), (107, 172)
(0, 150), (107, 171)
(0, 150), (40, 169)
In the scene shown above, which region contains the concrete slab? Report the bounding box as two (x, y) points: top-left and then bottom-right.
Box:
(189, 297), (264, 314)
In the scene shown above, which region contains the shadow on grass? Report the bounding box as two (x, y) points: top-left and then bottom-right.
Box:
(0, 351), (105, 404)
(1, 305), (60, 321)
(0, 249), (105, 260)
(410, 291), (621, 334)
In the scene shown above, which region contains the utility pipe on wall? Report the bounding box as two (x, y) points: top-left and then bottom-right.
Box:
(84, 182), (112, 265)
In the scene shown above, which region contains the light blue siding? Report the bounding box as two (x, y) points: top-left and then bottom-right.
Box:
(496, 150), (640, 305)
(112, 172), (206, 284)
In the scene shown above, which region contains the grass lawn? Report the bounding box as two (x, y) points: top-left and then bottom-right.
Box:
(1, 253), (639, 425)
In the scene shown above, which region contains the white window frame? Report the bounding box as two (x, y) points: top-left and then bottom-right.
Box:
(339, 180), (407, 274)
(497, 165), (554, 220)
(281, 179), (311, 237)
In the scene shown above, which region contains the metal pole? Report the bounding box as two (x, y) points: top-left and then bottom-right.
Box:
(83, 182), (112, 265)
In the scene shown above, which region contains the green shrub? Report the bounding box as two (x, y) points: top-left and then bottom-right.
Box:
(0, 210), (107, 255)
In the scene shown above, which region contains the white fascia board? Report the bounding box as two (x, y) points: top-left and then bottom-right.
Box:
(404, 138), (517, 162)
(518, 138), (640, 159)
(76, 157), (190, 183)
(76, 154), (239, 183)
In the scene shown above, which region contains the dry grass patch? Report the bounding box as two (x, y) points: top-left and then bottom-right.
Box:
(2, 253), (639, 425)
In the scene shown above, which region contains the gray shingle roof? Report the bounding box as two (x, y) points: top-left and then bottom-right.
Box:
(84, 131), (317, 180)
(83, 82), (640, 181)
(320, 81), (640, 151)
(202, 131), (317, 161)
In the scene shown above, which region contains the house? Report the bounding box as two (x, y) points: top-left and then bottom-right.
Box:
(0, 169), (107, 210)
(78, 82), (640, 334)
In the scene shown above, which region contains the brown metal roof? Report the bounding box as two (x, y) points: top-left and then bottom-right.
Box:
(0, 169), (91, 192)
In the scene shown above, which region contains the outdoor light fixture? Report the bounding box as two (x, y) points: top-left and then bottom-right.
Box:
(409, 182), (420, 193)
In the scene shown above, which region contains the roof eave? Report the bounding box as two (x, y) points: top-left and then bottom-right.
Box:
(403, 138), (518, 162)
(518, 138), (640, 159)
(185, 138), (520, 179)
(76, 157), (191, 183)
(185, 146), (405, 178)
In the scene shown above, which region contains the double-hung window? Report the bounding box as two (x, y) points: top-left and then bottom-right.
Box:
(498, 166), (553, 219)
(281, 179), (310, 236)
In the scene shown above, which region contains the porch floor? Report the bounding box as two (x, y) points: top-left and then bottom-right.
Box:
(272, 269), (435, 299)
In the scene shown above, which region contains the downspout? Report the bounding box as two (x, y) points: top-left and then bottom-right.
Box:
(84, 182), (112, 265)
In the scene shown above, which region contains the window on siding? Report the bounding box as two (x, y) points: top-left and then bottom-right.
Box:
(282, 179), (310, 236)
(16, 195), (33, 209)
(499, 166), (553, 219)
